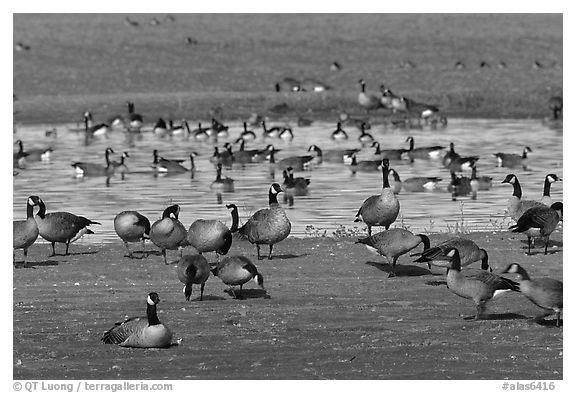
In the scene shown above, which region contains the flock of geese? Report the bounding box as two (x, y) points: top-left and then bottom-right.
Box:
(13, 87), (563, 349)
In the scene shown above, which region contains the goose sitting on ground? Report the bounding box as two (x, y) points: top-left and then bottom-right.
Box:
(493, 146), (532, 168)
(501, 174), (546, 221)
(177, 254), (211, 301)
(402, 136), (444, 162)
(442, 142), (479, 172)
(388, 168), (442, 194)
(114, 210), (151, 258)
(13, 195), (41, 267)
(236, 183), (292, 260)
(354, 159), (400, 236)
(149, 204), (188, 264)
(211, 255), (265, 299)
(101, 292), (172, 348)
(71, 147), (115, 177)
(307, 144), (360, 164)
(186, 204), (236, 260)
(33, 196), (100, 256)
(509, 202), (563, 255)
(356, 228), (430, 277)
(444, 248), (520, 320)
(412, 236), (490, 271)
(502, 263), (562, 327)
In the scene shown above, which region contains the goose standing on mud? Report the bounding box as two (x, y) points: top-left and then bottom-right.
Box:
(114, 210), (151, 258)
(354, 159), (400, 236)
(13, 195), (41, 267)
(412, 236), (490, 271)
(211, 255), (265, 299)
(149, 204), (188, 265)
(236, 183), (291, 260)
(509, 202), (563, 255)
(101, 292), (173, 348)
(177, 254), (211, 301)
(186, 203), (237, 260)
(33, 196), (100, 257)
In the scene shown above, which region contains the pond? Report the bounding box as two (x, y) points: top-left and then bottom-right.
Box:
(13, 118), (563, 245)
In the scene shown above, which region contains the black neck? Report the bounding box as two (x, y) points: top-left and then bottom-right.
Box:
(216, 166), (222, 181)
(450, 252), (461, 272)
(381, 164), (390, 189)
(146, 303), (161, 326)
(239, 139), (245, 151)
(269, 189), (279, 206)
(418, 234), (431, 251)
(542, 177), (552, 197)
(163, 205), (179, 219)
(511, 178), (522, 198)
(360, 82), (366, 93)
(229, 206), (239, 232)
(268, 148), (275, 164)
(374, 143), (381, 154)
(408, 138), (414, 151)
(17, 140), (24, 153)
(36, 199), (46, 219)
(389, 169), (400, 182)
(480, 250), (489, 271)
(105, 150), (112, 167)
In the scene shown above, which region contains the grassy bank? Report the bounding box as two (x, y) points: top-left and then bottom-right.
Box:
(13, 14), (562, 124)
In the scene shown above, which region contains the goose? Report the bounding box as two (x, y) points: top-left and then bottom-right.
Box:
(403, 136), (444, 162)
(331, 122), (348, 141)
(239, 122), (257, 141)
(149, 204), (188, 265)
(358, 79), (383, 112)
(346, 153), (382, 173)
(282, 167), (310, 205)
(33, 196), (100, 256)
(447, 171), (472, 200)
(111, 151), (130, 178)
(152, 118), (169, 137)
(211, 118), (229, 138)
(71, 147), (115, 177)
(501, 174), (546, 221)
(442, 142), (479, 172)
(470, 166), (493, 191)
(493, 146), (532, 168)
(236, 183), (291, 260)
(444, 248), (520, 320)
(101, 292), (172, 348)
(106, 112), (125, 130)
(114, 210), (151, 258)
(301, 78), (331, 92)
(152, 150), (189, 173)
(261, 121), (282, 138)
(13, 195), (40, 267)
(354, 159), (400, 236)
(330, 61), (342, 71)
(370, 141), (406, 161)
(388, 168), (442, 194)
(307, 144), (360, 164)
(14, 139), (53, 163)
(210, 143), (235, 167)
(412, 236), (490, 271)
(539, 174), (562, 206)
(275, 77), (302, 92)
(502, 263), (562, 327)
(357, 122), (375, 145)
(509, 202), (562, 255)
(82, 111), (110, 137)
(402, 96), (441, 119)
(279, 127), (294, 141)
(355, 228), (430, 277)
(286, 167), (311, 191)
(168, 119), (190, 138)
(210, 163), (235, 193)
(125, 101), (143, 131)
(186, 204), (236, 259)
(379, 86), (400, 110)
(251, 144), (278, 163)
(268, 148), (314, 171)
(548, 96), (563, 120)
(338, 112), (371, 130)
(211, 255), (264, 299)
(232, 138), (259, 164)
(177, 254), (211, 301)
(189, 122), (212, 141)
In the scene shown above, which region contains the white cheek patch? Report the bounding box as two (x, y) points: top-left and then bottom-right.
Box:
(28, 197), (34, 205)
(147, 296), (154, 305)
(75, 167), (85, 176)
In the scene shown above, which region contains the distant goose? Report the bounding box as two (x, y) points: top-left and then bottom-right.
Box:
(13, 196), (40, 267)
(330, 61), (342, 71)
(403, 136), (444, 162)
(493, 146), (532, 168)
(301, 78), (331, 92)
(401, 96), (441, 119)
(34, 196), (100, 256)
(540, 174), (562, 206)
(239, 122), (257, 141)
(268, 148), (314, 171)
(114, 210), (151, 258)
(14, 139), (53, 163)
(111, 151), (130, 178)
(106, 113), (125, 130)
(168, 119), (190, 138)
(211, 118), (229, 138)
(502, 263), (562, 327)
(358, 79), (383, 112)
(212, 143), (235, 167)
(307, 144), (360, 164)
(149, 204), (188, 265)
(548, 96), (563, 120)
(177, 254), (211, 301)
(101, 292), (173, 348)
(236, 183), (291, 260)
(345, 153), (382, 173)
(232, 138), (259, 164)
(274, 77), (302, 92)
(379, 86), (400, 110)
(152, 150), (189, 173)
(447, 172), (472, 200)
(357, 123), (375, 145)
(442, 142), (479, 172)
(210, 163), (235, 193)
(444, 248), (520, 320)
(211, 255), (264, 299)
(261, 121), (282, 138)
(126, 101), (143, 131)
(509, 202), (563, 255)
(152, 118), (169, 137)
(331, 122), (348, 141)
(189, 122), (212, 141)
(83, 111), (110, 137)
(279, 127), (294, 141)
(356, 228), (430, 277)
(501, 174), (546, 221)
(251, 144), (277, 163)
(370, 141), (407, 161)
(388, 168), (442, 194)
(71, 147), (115, 177)
(412, 236), (490, 271)
(247, 113), (263, 127)
(470, 166), (493, 191)
(354, 159), (400, 236)
(283, 167), (310, 205)
(338, 112), (371, 130)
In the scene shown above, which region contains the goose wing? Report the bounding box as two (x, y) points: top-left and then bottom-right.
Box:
(101, 316), (147, 345)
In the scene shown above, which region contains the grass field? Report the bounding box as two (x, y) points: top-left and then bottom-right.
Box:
(13, 14), (562, 124)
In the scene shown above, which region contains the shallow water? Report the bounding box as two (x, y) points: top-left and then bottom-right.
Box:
(13, 119), (563, 245)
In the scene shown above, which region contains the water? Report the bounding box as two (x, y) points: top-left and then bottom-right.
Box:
(13, 119), (563, 245)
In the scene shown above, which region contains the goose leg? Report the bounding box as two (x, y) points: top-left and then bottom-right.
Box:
(65, 241), (70, 256)
(141, 238), (147, 258)
(475, 302), (487, 320)
(124, 241), (133, 258)
(367, 226), (372, 237)
(527, 236), (532, 255)
(228, 286), (237, 299)
(555, 311), (561, 327)
(200, 282), (205, 301)
(162, 249), (169, 265)
(268, 244), (274, 260)
(544, 236), (550, 255)
(50, 242), (57, 257)
(256, 244), (262, 260)
(388, 257), (398, 278)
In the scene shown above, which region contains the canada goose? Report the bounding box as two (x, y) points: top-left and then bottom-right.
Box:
(114, 210), (151, 258)
(240, 122), (257, 141)
(403, 136), (444, 162)
(279, 127), (294, 141)
(509, 202), (562, 255)
(13, 195), (40, 267)
(283, 167), (310, 205)
(370, 141), (406, 161)
(346, 153), (382, 173)
(186, 205), (236, 259)
(443, 142), (479, 172)
(237, 183), (291, 260)
(268, 148), (314, 171)
(111, 151), (130, 178)
(210, 143), (235, 168)
(14, 139), (53, 163)
(339, 112), (371, 130)
(126, 101), (143, 131)
(177, 254), (211, 301)
(153, 118), (169, 137)
(189, 122), (212, 141)
(447, 172), (472, 200)
(71, 147), (115, 177)
(301, 78), (331, 92)
(501, 174), (546, 221)
(211, 255), (264, 298)
(211, 118), (229, 138)
(358, 79), (383, 112)
(330, 61), (342, 71)
(261, 121), (282, 138)
(412, 236), (490, 271)
(401, 96), (440, 119)
(232, 138), (259, 164)
(275, 77), (302, 92)
(251, 144), (277, 163)
(445, 248), (520, 320)
(168, 119), (190, 138)
(470, 166), (493, 191)
(149, 204), (188, 265)
(210, 163), (235, 193)
(502, 263), (562, 326)
(34, 196), (100, 256)
(357, 123), (375, 145)
(356, 228), (430, 277)
(548, 96), (563, 120)
(425, 112), (448, 129)
(106, 113), (125, 130)
(331, 122), (348, 141)
(83, 111), (110, 137)
(493, 146), (532, 168)
(379, 86), (400, 110)
(388, 168), (442, 194)
(354, 159), (400, 236)
(152, 150), (188, 173)
(101, 292), (172, 348)
(539, 174), (562, 206)
(307, 144), (359, 164)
